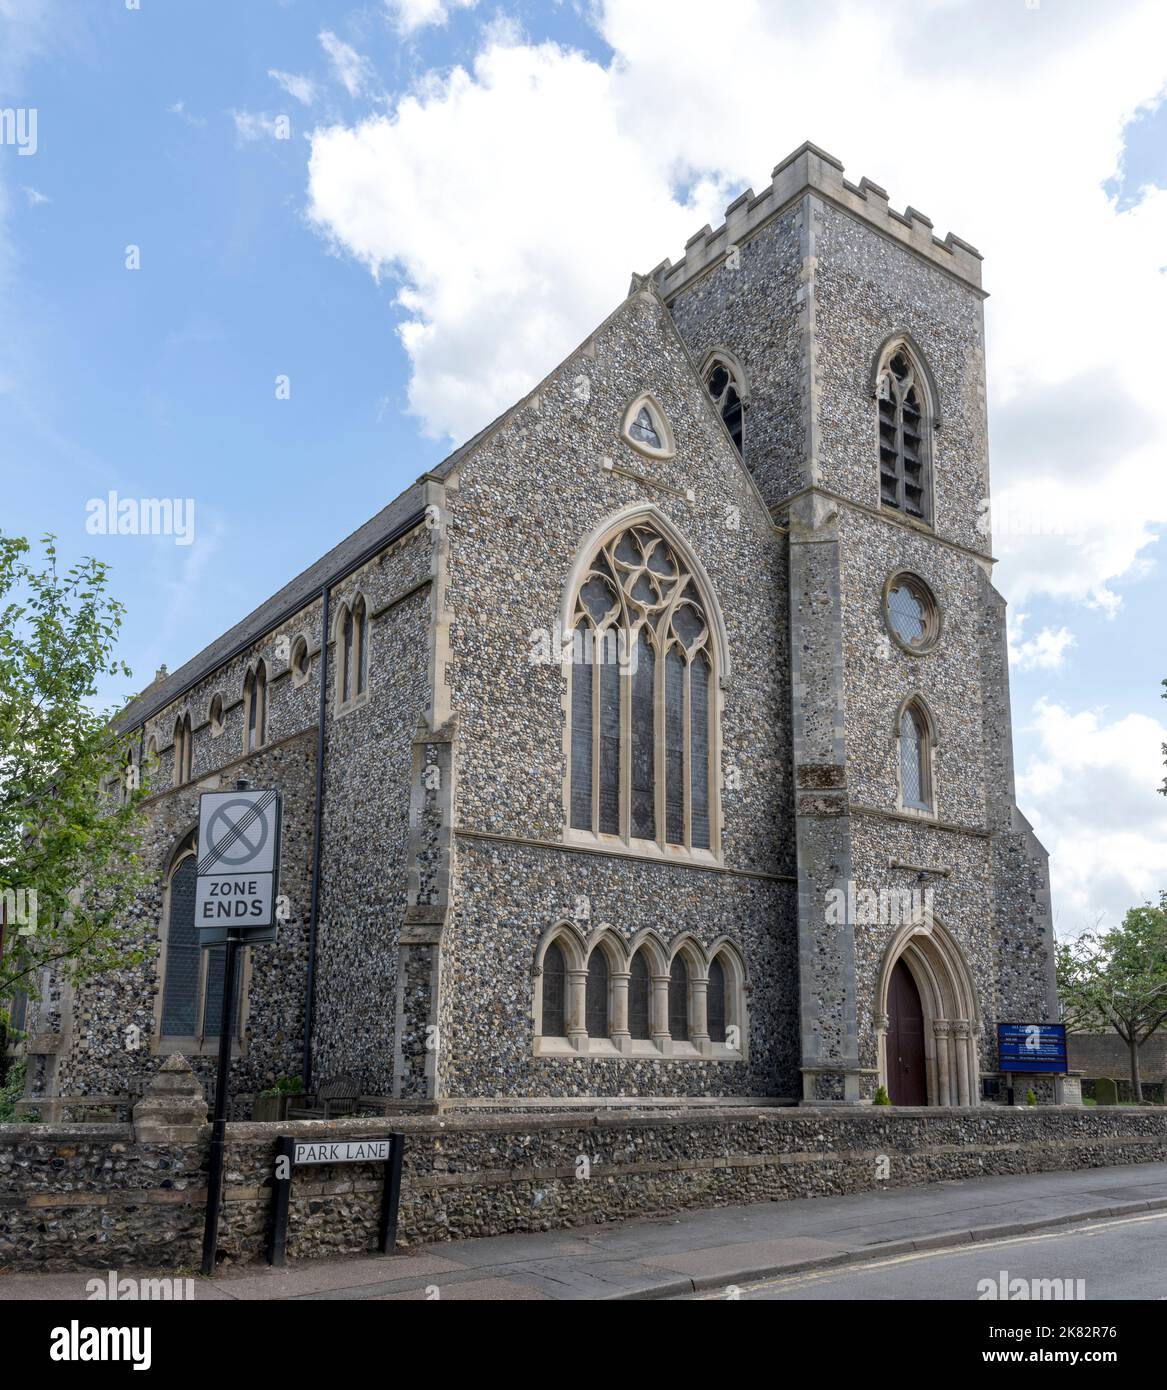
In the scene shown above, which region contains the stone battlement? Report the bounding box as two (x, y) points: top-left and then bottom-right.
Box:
(647, 141), (984, 298)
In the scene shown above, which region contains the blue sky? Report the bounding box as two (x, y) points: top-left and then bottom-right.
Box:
(2, 0), (1165, 932)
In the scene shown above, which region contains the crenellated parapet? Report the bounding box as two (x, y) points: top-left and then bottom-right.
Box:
(646, 141), (984, 299)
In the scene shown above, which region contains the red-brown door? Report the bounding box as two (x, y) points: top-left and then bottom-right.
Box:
(887, 958), (927, 1105)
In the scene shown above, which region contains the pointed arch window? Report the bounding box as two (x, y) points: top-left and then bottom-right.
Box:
(244, 661), (267, 753)
(707, 956), (727, 1044)
(355, 598), (369, 696)
(899, 699), (934, 813)
(703, 354), (746, 455)
(336, 598), (369, 709)
(876, 344), (932, 523)
(541, 941), (567, 1038)
(172, 713), (192, 787)
(568, 521), (717, 855)
(668, 956), (689, 1042)
(628, 950), (652, 1041)
(159, 834), (242, 1043)
(585, 948), (609, 1040)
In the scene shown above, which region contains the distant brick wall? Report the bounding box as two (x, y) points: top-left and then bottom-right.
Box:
(3, 1104), (1165, 1272)
(1069, 1032), (1167, 1081)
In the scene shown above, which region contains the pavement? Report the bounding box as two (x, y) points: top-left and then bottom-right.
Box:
(2, 1162), (1165, 1301)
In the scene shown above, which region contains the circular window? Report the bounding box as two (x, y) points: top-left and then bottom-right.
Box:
(883, 572), (940, 654)
(290, 635), (309, 686)
(209, 693), (224, 735)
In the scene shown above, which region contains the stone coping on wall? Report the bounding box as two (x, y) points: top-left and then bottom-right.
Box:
(5, 1102), (1166, 1146)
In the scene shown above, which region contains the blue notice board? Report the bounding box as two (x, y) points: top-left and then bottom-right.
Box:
(998, 1023), (1068, 1074)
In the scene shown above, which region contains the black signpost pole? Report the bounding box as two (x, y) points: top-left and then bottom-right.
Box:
(200, 931), (240, 1277)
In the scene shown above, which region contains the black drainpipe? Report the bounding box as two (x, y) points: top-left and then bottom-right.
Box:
(302, 582), (329, 1092)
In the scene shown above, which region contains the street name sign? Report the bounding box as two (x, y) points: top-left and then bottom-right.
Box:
(294, 1139), (392, 1165)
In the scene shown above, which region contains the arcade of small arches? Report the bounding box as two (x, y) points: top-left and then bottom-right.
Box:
(533, 924), (746, 1062)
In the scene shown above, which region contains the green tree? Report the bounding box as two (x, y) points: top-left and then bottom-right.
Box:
(0, 534), (151, 1043)
(1056, 897), (1167, 1103)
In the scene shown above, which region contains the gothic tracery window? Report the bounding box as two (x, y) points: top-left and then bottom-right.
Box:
(569, 522), (716, 854)
(877, 346), (931, 522)
(703, 356), (745, 455)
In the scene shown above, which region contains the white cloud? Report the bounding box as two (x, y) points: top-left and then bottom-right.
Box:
(1007, 613), (1075, 672)
(319, 30), (377, 98)
(1018, 699), (1167, 933)
(268, 68), (317, 106)
(305, 0), (1167, 619)
(385, 0), (477, 36)
(21, 185), (48, 205)
(307, 40), (727, 439)
(167, 99), (207, 128)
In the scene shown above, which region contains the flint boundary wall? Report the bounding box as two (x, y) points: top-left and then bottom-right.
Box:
(2, 1106), (1165, 1272)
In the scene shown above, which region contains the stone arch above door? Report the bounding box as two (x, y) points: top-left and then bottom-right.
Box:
(874, 918), (981, 1106)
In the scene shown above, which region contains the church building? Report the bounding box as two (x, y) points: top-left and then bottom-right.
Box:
(21, 142), (1058, 1113)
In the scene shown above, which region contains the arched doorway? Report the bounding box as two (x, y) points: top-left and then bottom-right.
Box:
(886, 958), (927, 1105)
(875, 920), (981, 1106)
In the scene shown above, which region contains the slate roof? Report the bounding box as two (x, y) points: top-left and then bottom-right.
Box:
(116, 480), (426, 734)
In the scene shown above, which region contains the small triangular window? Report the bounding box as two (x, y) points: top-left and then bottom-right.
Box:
(628, 406), (661, 449)
(621, 393), (674, 458)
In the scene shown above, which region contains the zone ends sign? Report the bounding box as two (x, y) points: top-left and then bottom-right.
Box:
(194, 788), (282, 939)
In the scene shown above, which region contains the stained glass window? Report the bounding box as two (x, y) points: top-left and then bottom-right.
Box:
(570, 622), (593, 831)
(542, 942), (566, 1037)
(355, 598), (368, 695)
(629, 951), (651, 1040)
(668, 956), (689, 1041)
(900, 704), (930, 810)
(665, 647), (685, 844)
(341, 607), (353, 704)
(568, 522), (716, 853)
(707, 956), (726, 1043)
(628, 406), (662, 449)
(886, 574), (938, 652)
(161, 854), (199, 1036)
(631, 630), (655, 839)
(585, 949), (609, 1039)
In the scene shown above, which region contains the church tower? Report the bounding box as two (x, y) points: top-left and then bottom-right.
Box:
(658, 143), (1058, 1104)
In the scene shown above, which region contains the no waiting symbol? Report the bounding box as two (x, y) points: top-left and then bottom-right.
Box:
(198, 791), (276, 873)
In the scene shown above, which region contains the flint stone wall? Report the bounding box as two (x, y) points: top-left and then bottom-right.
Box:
(2, 1106), (1163, 1272)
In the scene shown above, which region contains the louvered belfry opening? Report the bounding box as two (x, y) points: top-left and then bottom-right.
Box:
(704, 360), (744, 454)
(878, 349), (928, 521)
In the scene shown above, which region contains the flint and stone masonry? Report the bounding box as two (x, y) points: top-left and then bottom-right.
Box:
(19, 141), (1058, 1117)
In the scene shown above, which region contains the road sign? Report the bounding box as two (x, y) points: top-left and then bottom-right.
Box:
(195, 789), (282, 939)
(998, 1022), (1068, 1074)
(268, 1134), (405, 1267)
(198, 781), (283, 1277)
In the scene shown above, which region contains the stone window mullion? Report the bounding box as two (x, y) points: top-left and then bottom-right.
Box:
(610, 970), (631, 1049)
(567, 968), (588, 1052)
